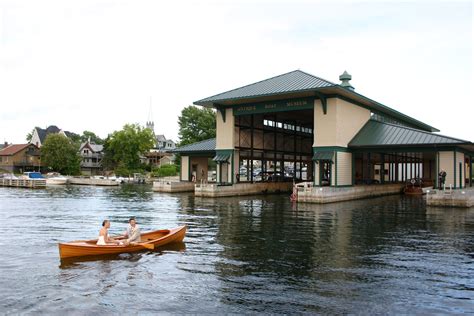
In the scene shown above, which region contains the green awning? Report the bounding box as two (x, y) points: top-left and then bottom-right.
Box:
(312, 151), (334, 161)
(213, 154), (230, 162)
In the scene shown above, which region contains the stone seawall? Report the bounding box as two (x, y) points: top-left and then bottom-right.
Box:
(426, 189), (474, 207)
(194, 182), (293, 198)
(152, 181), (195, 193)
(297, 184), (405, 204)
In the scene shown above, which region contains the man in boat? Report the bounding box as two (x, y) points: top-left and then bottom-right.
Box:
(122, 217), (141, 245)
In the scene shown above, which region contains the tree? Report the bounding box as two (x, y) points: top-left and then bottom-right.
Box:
(26, 127), (40, 142)
(103, 124), (155, 173)
(41, 134), (81, 175)
(178, 106), (216, 146)
(80, 130), (104, 144)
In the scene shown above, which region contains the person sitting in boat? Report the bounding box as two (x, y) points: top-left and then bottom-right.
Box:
(122, 217), (141, 245)
(97, 220), (122, 246)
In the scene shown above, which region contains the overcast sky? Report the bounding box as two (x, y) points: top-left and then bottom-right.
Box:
(0, 0), (472, 144)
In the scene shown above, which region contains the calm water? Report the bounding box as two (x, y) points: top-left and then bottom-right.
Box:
(0, 185), (473, 314)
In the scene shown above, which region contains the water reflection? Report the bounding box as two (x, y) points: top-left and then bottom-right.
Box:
(0, 186), (473, 314)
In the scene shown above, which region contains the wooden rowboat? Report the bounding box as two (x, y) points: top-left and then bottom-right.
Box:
(58, 225), (186, 259)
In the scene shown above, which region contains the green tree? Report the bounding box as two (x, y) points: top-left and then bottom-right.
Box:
(80, 130), (104, 144)
(103, 124), (155, 173)
(178, 106), (216, 146)
(26, 127), (40, 142)
(41, 134), (81, 175)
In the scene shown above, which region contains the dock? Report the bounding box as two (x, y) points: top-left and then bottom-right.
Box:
(152, 178), (195, 193)
(296, 183), (405, 204)
(426, 187), (474, 207)
(0, 178), (46, 188)
(69, 177), (120, 186)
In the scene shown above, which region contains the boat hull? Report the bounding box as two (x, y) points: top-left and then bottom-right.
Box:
(58, 225), (186, 259)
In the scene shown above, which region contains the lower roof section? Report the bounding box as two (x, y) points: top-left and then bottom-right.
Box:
(349, 119), (473, 152)
(172, 138), (216, 155)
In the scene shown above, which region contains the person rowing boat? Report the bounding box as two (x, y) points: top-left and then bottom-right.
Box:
(121, 217), (141, 246)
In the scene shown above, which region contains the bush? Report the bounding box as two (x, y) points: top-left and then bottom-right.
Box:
(152, 164), (178, 177)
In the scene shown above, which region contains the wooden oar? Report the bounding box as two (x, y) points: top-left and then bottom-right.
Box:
(140, 243), (154, 250)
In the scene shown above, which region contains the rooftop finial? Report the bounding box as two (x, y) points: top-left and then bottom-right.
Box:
(339, 70), (354, 90)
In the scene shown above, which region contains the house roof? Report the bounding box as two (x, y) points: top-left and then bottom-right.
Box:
(194, 70), (336, 105)
(156, 134), (167, 142)
(173, 138), (216, 154)
(193, 70), (439, 133)
(35, 126), (78, 143)
(0, 144), (36, 156)
(349, 119), (471, 148)
(80, 142), (103, 153)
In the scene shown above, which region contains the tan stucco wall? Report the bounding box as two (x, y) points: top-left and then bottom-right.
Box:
(216, 108), (235, 150)
(314, 162), (320, 185)
(337, 152), (352, 185)
(181, 156), (189, 181)
(439, 151), (454, 188)
(190, 157), (209, 182)
(314, 98), (371, 147)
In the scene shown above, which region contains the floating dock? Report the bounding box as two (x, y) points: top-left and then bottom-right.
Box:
(0, 178), (46, 188)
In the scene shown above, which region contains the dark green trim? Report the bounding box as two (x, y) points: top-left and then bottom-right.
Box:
(314, 91), (327, 115)
(454, 150), (457, 189)
(435, 151), (440, 188)
(313, 146), (350, 153)
(231, 150), (234, 184)
(470, 156), (473, 187)
(215, 149), (234, 184)
(186, 152), (216, 157)
(459, 161), (463, 189)
(333, 185), (354, 188)
(350, 146), (462, 154)
(233, 97), (315, 116)
(188, 155), (191, 182)
(216, 106), (226, 123)
(351, 153), (355, 185)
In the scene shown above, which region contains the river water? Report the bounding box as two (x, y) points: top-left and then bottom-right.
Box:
(0, 184), (473, 314)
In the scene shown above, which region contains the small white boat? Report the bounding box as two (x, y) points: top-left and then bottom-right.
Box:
(45, 172), (68, 185)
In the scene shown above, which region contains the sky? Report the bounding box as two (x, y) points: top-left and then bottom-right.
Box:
(0, 0), (472, 144)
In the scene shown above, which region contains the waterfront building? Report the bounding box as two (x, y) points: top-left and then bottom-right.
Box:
(30, 125), (79, 148)
(0, 143), (41, 173)
(174, 70), (473, 200)
(79, 141), (104, 175)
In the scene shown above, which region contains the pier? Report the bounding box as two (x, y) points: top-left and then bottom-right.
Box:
(426, 187), (474, 207)
(0, 178), (46, 188)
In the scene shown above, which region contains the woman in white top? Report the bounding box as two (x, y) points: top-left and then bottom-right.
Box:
(97, 220), (122, 245)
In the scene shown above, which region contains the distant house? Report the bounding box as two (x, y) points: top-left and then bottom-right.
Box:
(0, 143), (41, 173)
(156, 135), (176, 152)
(145, 150), (175, 168)
(79, 141), (104, 175)
(30, 125), (79, 147)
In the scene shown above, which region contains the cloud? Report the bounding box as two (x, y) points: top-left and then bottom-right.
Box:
(0, 0), (472, 144)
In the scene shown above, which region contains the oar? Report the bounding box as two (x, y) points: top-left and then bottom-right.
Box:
(140, 243), (154, 250)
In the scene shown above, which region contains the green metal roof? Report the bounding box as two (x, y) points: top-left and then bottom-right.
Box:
(172, 138), (216, 154)
(194, 70), (336, 105)
(193, 69), (439, 133)
(313, 151), (334, 161)
(213, 153), (230, 162)
(349, 119), (470, 148)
